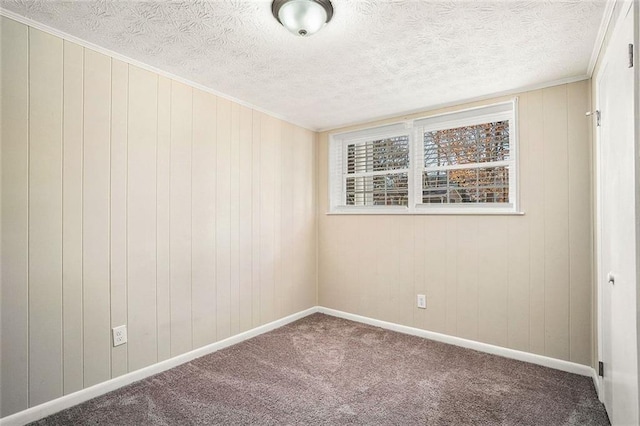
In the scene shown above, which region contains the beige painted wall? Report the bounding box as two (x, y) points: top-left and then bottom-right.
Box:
(318, 81), (593, 367)
(0, 17), (317, 417)
(0, 13), (597, 420)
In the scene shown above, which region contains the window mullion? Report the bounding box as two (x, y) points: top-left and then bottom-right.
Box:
(347, 168), (409, 178)
(409, 126), (418, 211)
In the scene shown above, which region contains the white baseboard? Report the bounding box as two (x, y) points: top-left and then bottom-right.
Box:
(592, 369), (603, 402)
(2, 305), (600, 425)
(0, 307), (319, 426)
(318, 307), (596, 378)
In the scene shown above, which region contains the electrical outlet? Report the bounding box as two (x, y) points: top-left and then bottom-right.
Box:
(417, 294), (426, 309)
(112, 325), (127, 347)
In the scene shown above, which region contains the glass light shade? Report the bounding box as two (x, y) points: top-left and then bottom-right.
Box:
(277, 0), (328, 36)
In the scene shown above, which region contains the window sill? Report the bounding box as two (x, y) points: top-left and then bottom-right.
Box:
(326, 209), (525, 216)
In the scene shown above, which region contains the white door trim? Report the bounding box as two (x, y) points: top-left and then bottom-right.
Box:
(594, 66), (604, 402)
(593, 0), (636, 406)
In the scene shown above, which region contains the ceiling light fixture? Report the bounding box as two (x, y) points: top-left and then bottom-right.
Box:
(272, 0), (333, 37)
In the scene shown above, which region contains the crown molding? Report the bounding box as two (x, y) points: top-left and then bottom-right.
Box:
(319, 74), (590, 133)
(0, 7), (318, 132)
(587, 0), (618, 77)
(1, 2), (612, 135)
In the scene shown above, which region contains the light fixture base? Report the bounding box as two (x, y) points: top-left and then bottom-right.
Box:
(272, 0), (334, 36)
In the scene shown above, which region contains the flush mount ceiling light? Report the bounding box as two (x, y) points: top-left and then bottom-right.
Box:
(272, 0), (334, 37)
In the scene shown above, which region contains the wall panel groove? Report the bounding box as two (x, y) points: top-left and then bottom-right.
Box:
(230, 103), (241, 335)
(28, 27), (64, 407)
(82, 48), (112, 388)
(156, 76), (172, 362)
(318, 82), (592, 366)
(169, 81), (194, 357)
(542, 85), (570, 361)
(110, 59), (128, 379)
(216, 97), (231, 340)
(1, 17), (317, 417)
(238, 106), (253, 332)
(127, 65), (159, 371)
(1, 16), (30, 416)
(62, 39), (84, 394)
(191, 88), (217, 348)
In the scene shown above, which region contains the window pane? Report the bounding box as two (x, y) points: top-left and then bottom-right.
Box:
(347, 136), (409, 174)
(422, 166), (509, 204)
(346, 173), (408, 206)
(424, 121), (510, 167)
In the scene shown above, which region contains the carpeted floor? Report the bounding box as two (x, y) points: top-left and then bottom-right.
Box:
(31, 313), (609, 425)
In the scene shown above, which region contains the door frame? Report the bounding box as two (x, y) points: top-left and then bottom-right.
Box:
(594, 0), (637, 408)
(635, 0), (640, 418)
(594, 46), (607, 405)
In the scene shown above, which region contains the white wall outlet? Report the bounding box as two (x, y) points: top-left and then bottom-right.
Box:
(112, 325), (127, 347)
(417, 294), (426, 309)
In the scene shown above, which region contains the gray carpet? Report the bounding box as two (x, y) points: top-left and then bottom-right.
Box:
(31, 313), (609, 425)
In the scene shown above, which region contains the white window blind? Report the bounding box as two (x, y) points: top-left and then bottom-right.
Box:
(329, 100), (518, 214)
(345, 135), (410, 207)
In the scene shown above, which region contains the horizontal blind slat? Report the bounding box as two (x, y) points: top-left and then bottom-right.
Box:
(346, 135), (410, 175)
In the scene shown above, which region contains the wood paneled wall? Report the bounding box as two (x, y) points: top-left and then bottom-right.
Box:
(317, 81), (593, 367)
(0, 17), (317, 417)
(0, 14), (595, 420)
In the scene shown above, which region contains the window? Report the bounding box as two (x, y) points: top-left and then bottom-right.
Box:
(329, 100), (518, 214)
(419, 120), (511, 207)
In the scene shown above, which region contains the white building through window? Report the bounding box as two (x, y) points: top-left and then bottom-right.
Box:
(329, 100), (518, 214)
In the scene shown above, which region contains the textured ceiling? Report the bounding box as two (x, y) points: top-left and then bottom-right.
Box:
(1, 0), (607, 130)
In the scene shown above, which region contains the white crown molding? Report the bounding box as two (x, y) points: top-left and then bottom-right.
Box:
(1, 5), (604, 134)
(318, 307), (596, 378)
(0, 307), (320, 426)
(318, 74), (590, 133)
(0, 7), (317, 133)
(587, 0), (618, 76)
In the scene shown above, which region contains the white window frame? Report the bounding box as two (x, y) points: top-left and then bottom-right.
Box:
(328, 99), (521, 215)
